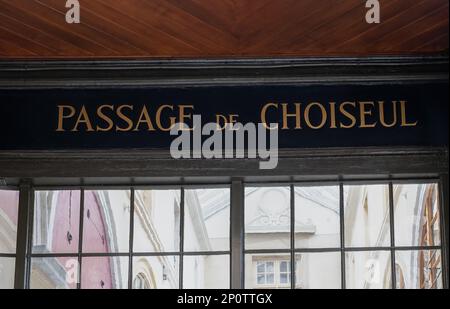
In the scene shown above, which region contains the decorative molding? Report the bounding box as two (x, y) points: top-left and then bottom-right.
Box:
(0, 56), (447, 89)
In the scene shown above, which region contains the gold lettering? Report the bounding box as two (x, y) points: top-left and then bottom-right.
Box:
(339, 102), (357, 128)
(56, 105), (76, 132)
(379, 101), (397, 128)
(156, 105), (175, 131)
(260, 103), (278, 130)
(281, 103), (301, 129)
(116, 105), (134, 132)
(72, 105), (94, 132)
(133, 105), (156, 131)
(304, 102), (327, 129)
(96, 105), (114, 132)
(179, 105), (194, 131)
(216, 115), (228, 130)
(359, 101), (377, 128)
(400, 101), (418, 127)
(329, 102), (337, 129)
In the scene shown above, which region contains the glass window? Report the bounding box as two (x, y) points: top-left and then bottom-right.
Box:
(345, 251), (391, 289)
(295, 252), (341, 289)
(0, 257), (15, 289)
(133, 274), (150, 289)
(3, 181), (444, 290)
(256, 261), (275, 285)
(81, 256), (128, 289)
(245, 187), (291, 250)
(344, 185), (391, 248)
(395, 250), (443, 289)
(184, 188), (230, 252)
(295, 186), (340, 249)
(245, 254), (291, 289)
(30, 257), (78, 289)
(133, 190), (180, 253)
(0, 190), (19, 254)
(83, 190), (130, 253)
(279, 261), (290, 284)
(132, 256), (179, 289)
(183, 255), (229, 289)
(33, 191), (80, 254)
(394, 184), (441, 247)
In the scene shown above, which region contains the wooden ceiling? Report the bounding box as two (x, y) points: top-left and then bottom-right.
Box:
(0, 0), (448, 59)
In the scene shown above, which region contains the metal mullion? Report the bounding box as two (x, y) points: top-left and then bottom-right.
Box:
(179, 187), (185, 289)
(389, 182), (397, 289)
(77, 189), (84, 289)
(24, 186), (35, 289)
(343, 247), (392, 252)
(0, 253), (16, 258)
(132, 252), (181, 257)
(339, 182), (346, 289)
(244, 249), (292, 255)
(438, 175), (448, 289)
(290, 184), (295, 289)
(294, 248), (341, 253)
(128, 188), (135, 289)
(80, 253), (130, 257)
(183, 251), (231, 256)
(390, 246), (442, 251)
(29, 253), (78, 258)
(231, 180), (244, 289)
(14, 181), (33, 289)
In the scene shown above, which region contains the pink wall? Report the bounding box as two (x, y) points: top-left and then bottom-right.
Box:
(81, 191), (112, 289)
(0, 190), (19, 227)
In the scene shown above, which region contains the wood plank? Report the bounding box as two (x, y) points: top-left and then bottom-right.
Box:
(0, 0), (447, 59)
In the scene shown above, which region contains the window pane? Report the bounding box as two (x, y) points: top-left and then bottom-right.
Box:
(257, 262), (265, 273)
(183, 255), (229, 289)
(280, 273), (289, 284)
(295, 252), (341, 289)
(395, 250), (443, 289)
(344, 185), (390, 247)
(134, 190), (180, 253)
(33, 191), (80, 254)
(184, 188), (230, 252)
(83, 190), (130, 253)
(245, 253), (290, 289)
(345, 251), (391, 289)
(81, 256), (128, 289)
(0, 190), (19, 253)
(394, 184), (441, 247)
(133, 256), (179, 289)
(30, 257), (78, 289)
(245, 187), (290, 250)
(0, 257), (15, 289)
(280, 261), (288, 272)
(295, 186), (340, 248)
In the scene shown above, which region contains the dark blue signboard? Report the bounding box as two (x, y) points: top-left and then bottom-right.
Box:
(0, 83), (448, 150)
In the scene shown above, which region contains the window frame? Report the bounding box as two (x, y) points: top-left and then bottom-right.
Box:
(2, 176), (448, 289)
(254, 259), (291, 289)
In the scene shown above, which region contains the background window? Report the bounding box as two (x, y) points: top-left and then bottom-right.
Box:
(257, 261), (275, 285)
